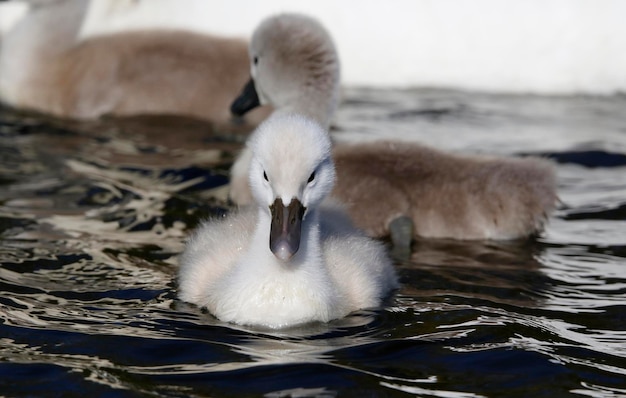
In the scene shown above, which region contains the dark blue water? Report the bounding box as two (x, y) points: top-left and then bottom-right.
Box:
(1, 88), (625, 397)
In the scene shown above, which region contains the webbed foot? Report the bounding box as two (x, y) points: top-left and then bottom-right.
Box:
(389, 215), (414, 261)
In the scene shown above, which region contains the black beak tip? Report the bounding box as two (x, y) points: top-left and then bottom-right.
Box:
(230, 78), (260, 116)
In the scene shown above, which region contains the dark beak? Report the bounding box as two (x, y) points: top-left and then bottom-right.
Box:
(230, 78), (261, 116)
(269, 198), (306, 261)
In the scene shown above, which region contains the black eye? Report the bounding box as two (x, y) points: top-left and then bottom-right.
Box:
(263, 171), (268, 181)
(307, 172), (315, 183)
(253, 56), (258, 65)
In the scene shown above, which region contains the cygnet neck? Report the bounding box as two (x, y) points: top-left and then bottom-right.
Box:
(275, 96), (336, 132)
(273, 64), (339, 131)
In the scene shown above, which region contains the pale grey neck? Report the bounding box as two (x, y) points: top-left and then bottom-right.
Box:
(278, 100), (335, 132)
(5, 0), (90, 58)
(277, 76), (339, 131)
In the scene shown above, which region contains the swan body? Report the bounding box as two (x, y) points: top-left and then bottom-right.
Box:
(333, 141), (556, 240)
(229, 13), (557, 247)
(178, 114), (397, 328)
(0, 0), (268, 125)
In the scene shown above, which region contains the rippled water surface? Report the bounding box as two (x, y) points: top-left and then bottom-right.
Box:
(1, 88), (625, 397)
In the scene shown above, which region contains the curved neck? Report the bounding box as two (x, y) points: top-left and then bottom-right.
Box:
(275, 58), (340, 131)
(0, 0), (90, 100)
(3, 0), (89, 59)
(276, 88), (338, 132)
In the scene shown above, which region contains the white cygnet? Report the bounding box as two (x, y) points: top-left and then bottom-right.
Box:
(178, 114), (398, 328)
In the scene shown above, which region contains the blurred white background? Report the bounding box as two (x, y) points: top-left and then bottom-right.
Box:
(2, 0), (626, 94)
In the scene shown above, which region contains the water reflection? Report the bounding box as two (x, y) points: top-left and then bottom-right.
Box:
(400, 239), (547, 308)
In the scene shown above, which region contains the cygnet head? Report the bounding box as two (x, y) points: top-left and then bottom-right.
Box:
(231, 13), (340, 128)
(248, 114), (335, 261)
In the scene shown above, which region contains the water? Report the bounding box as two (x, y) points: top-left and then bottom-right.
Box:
(1, 88), (625, 397)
